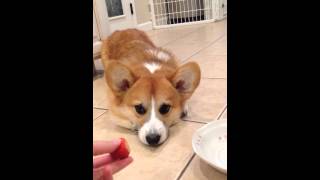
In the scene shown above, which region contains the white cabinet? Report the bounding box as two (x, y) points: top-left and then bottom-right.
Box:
(222, 0), (227, 16)
(93, 12), (100, 43)
(93, 10), (102, 58)
(214, 0), (227, 20)
(93, 11), (100, 43)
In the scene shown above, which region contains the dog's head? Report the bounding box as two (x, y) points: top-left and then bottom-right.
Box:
(105, 61), (200, 146)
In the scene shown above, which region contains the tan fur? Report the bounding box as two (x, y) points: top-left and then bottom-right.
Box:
(101, 29), (201, 130)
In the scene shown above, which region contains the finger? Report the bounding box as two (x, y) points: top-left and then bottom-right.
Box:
(93, 154), (114, 168)
(93, 140), (120, 155)
(105, 156), (133, 175)
(93, 166), (113, 180)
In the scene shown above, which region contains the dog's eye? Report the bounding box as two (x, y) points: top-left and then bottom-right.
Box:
(159, 104), (171, 115)
(135, 104), (146, 115)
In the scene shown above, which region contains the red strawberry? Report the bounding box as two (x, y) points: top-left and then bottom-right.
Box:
(111, 138), (130, 160)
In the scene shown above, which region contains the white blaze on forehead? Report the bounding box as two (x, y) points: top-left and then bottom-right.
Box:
(144, 63), (161, 73)
(146, 49), (171, 62)
(138, 98), (168, 145)
(156, 51), (170, 61)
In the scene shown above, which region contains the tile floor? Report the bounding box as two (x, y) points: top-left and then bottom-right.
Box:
(93, 19), (227, 180)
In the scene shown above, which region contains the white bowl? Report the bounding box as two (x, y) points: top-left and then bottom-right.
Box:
(192, 119), (227, 174)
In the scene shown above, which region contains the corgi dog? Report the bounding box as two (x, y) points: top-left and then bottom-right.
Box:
(101, 29), (200, 146)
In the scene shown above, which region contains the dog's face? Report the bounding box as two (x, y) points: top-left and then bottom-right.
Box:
(105, 62), (200, 146)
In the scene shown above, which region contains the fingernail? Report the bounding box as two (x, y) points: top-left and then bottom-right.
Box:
(127, 156), (133, 162)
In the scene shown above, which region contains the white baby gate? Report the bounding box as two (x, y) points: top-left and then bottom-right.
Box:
(149, 0), (227, 29)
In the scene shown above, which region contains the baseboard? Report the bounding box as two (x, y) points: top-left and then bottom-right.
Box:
(93, 41), (102, 59)
(137, 21), (152, 31)
(169, 15), (205, 24)
(95, 58), (104, 71)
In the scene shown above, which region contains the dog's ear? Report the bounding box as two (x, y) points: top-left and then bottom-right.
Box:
(171, 62), (201, 100)
(104, 62), (135, 96)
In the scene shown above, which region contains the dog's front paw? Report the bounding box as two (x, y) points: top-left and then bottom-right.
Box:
(180, 111), (187, 119)
(180, 103), (190, 120)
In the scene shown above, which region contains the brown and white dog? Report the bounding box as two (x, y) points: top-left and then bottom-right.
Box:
(101, 29), (201, 146)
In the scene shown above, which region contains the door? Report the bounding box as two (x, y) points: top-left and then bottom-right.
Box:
(94, 0), (137, 36)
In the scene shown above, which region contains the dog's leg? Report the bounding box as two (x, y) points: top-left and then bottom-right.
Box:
(115, 118), (134, 129)
(109, 112), (138, 131)
(180, 101), (191, 120)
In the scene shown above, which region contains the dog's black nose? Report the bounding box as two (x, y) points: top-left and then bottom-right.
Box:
(146, 133), (161, 145)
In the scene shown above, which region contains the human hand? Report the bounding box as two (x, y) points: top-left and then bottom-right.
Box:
(93, 140), (133, 180)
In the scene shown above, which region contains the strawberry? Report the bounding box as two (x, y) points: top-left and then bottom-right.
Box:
(111, 138), (130, 160)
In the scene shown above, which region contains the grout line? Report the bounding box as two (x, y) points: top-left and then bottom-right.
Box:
(198, 55), (227, 57)
(202, 77), (227, 80)
(176, 153), (196, 180)
(157, 19), (226, 47)
(216, 104), (227, 120)
(148, 23), (206, 39)
(159, 26), (205, 47)
(93, 110), (107, 121)
(93, 73), (104, 80)
(93, 107), (108, 110)
(146, 30), (169, 38)
(181, 34), (226, 63)
(182, 119), (207, 124)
